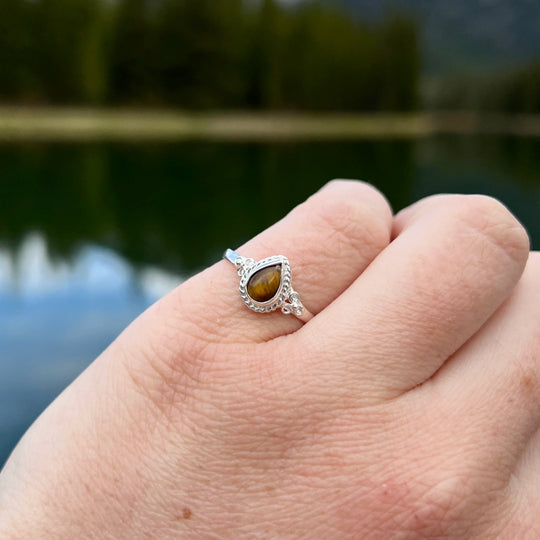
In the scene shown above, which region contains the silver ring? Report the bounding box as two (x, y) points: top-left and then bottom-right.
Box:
(223, 249), (313, 323)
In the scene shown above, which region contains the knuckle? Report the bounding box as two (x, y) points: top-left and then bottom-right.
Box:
(403, 476), (469, 536)
(380, 463), (507, 539)
(452, 195), (530, 265)
(312, 189), (390, 256)
(322, 178), (367, 191)
(400, 475), (492, 538)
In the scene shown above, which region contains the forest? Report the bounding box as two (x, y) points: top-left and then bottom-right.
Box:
(433, 61), (540, 114)
(0, 0), (420, 111)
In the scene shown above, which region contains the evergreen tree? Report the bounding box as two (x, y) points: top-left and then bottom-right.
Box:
(79, 0), (109, 104)
(154, 0), (247, 108)
(378, 15), (420, 110)
(31, 0), (107, 103)
(247, 0), (286, 109)
(0, 0), (422, 111)
(0, 0), (32, 99)
(109, 0), (155, 103)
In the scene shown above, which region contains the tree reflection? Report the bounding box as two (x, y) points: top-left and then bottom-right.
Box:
(0, 141), (416, 273)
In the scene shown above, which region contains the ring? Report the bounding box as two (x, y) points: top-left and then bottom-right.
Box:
(224, 249), (314, 323)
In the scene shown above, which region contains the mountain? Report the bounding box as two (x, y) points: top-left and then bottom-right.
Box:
(320, 0), (540, 75)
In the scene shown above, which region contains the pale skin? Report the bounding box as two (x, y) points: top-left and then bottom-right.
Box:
(0, 179), (539, 539)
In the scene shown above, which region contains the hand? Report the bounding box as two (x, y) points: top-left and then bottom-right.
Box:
(1, 180), (538, 539)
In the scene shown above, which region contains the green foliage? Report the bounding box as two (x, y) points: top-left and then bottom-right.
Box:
(281, 5), (375, 110)
(490, 62), (540, 114)
(109, 0), (155, 103)
(378, 15), (419, 110)
(0, 0), (420, 111)
(429, 60), (540, 114)
(152, 0), (247, 107)
(247, 0), (286, 108)
(0, 0), (33, 99)
(246, 2), (421, 111)
(32, 0), (108, 103)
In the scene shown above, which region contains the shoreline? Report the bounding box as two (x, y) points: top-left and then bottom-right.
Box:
(1, 108), (540, 141)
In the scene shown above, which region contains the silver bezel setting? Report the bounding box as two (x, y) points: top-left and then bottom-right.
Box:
(239, 255), (291, 313)
(224, 249), (309, 320)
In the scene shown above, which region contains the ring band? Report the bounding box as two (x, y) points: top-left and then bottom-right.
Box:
(224, 249), (313, 323)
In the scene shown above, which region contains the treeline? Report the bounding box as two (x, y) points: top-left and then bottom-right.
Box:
(0, 0), (419, 111)
(430, 60), (540, 114)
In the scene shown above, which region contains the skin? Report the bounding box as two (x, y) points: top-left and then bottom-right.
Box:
(0, 179), (539, 539)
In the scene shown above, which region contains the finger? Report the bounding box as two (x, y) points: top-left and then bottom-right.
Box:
(430, 252), (540, 469)
(298, 194), (530, 401)
(130, 179), (393, 348)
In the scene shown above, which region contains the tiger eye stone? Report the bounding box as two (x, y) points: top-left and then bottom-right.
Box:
(247, 264), (282, 303)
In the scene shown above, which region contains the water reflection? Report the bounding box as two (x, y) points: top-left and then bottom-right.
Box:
(0, 233), (181, 463)
(0, 141), (416, 272)
(0, 136), (539, 466)
(0, 233), (180, 298)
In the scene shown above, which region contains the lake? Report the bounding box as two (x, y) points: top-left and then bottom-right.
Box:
(1, 135), (539, 467)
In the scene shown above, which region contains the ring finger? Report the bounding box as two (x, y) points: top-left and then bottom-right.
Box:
(131, 179), (393, 346)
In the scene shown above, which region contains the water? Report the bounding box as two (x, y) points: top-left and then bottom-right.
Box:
(1, 136), (539, 466)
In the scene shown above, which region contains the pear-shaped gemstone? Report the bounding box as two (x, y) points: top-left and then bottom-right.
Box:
(247, 264), (282, 303)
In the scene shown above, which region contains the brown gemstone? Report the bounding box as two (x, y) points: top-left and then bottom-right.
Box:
(247, 264), (282, 303)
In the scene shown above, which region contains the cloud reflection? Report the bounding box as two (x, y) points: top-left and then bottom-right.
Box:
(0, 233), (183, 465)
(2, 232), (182, 299)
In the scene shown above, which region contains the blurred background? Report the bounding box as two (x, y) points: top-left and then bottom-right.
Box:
(1, 0), (540, 467)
